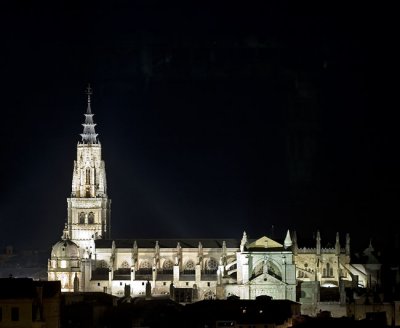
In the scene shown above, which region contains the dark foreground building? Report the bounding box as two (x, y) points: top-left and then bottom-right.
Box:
(0, 278), (61, 328)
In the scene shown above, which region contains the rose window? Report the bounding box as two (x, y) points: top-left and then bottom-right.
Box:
(207, 258), (218, 270)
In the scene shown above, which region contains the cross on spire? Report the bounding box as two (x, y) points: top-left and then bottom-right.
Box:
(86, 84), (92, 103)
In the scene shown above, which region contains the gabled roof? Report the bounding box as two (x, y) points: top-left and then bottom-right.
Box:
(247, 236), (284, 250)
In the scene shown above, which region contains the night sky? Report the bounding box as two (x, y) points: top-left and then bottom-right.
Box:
(0, 2), (399, 253)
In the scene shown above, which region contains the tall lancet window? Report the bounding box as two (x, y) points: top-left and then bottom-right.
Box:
(88, 212), (94, 224)
(79, 212), (85, 224)
(86, 168), (91, 185)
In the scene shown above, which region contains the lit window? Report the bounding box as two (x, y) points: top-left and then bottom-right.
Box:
(60, 260), (67, 268)
(86, 168), (91, 184)
(79, 212), (85, 224)
(98, 260), (108, 268)
(88, 212), (94, 224)
(185, 260), (195, 271)
(120, 261), (130, 269)
(207, 258), (218, 270)
(139, 260), (151, 269)
(163, 260), (174, 270)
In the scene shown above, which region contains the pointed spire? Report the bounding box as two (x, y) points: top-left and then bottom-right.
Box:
(345, 233), (351, 256)
(175, 242), (182, 265)
(335, 232), (341, 255)
(222, 241), (227, 256)
(74, 272), (79, 293)
(61, 223), (70, 240)
(86, 84), (92, 114)
(284, 230), (292, 249)
(110, 240), (116, 267)
(240, 231), (248, 252)
(316, 230), (321, 255)
(292, 230), (298, 255)
(198, 242), (203, 256)
(132, 241), (138, 263)
(80, 84), (99, 144)
(367, 238), (374, 252)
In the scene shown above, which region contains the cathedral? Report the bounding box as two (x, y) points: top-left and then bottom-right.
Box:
(48, 88), (378, 313)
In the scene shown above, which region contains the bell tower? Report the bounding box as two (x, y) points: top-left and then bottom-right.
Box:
(67, 85), (111, 255)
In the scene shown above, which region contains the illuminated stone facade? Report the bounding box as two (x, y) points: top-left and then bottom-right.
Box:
(48, 230), (82, 292)
(86, 235), (297, 301)
(67, 87), (111, 253)
(48, 89), (377, 308)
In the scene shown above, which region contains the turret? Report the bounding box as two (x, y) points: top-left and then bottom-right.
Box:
(240, 231), (248, 252)
(335, 232), (341, 255)
(284, 230), (292, 249)
(316, 230), (321, 255)
(345, 233), (350, 256)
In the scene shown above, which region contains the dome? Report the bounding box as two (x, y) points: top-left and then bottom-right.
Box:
(51, 239), (80, 258)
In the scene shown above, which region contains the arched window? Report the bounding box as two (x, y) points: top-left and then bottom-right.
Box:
(183, 260), (195, 274)
(327, 263), (333, 277)
(98, 260), (108, 268)
(138, 259), (152, 275)
(163, 260), (174, 271)
(139, 260), (151, 269)
(88, 212), (94, 224)
(79, 212), (85, 224)
(120, 261), (130, 269)
(205, 258), (218, 274)
(86, 168), (91, 185)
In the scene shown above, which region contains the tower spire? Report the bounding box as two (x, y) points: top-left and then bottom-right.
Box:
(86, 83), (92, 114)
(80, 84), (98, 144)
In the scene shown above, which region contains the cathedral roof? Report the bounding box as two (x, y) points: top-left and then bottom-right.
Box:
(95, 239), (240, 249)
(51, 239), (80, 258)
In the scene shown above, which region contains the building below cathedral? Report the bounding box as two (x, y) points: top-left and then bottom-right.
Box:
(48, 88), (380, 315)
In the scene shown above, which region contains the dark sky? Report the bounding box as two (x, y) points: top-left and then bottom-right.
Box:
(0, 2), (399, 253)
